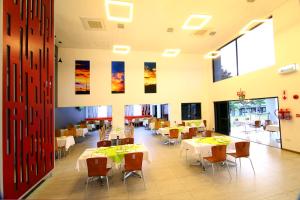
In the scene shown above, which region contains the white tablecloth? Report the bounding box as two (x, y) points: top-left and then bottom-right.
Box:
(180, 137), (242, 158)
(157, 126), (190, 135)
(266, 125), (279, 132)
(108, 130), (126, 140)
(76, 128), (88, 137)
(76, 145), (150, 172)
(87, 124), (95, 131)
(56, 136), (75, 151)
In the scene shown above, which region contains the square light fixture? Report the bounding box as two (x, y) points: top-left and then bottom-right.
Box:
(162, 49), (181, 57)
(204, 51), (220, 59)
(113, 45), (131, 54)
(105, 0), (134, 23)
(240, 19), (270, 34)
(182, 14), (212, 30)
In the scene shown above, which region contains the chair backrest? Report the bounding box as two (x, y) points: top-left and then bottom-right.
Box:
(235, 141), (250, 157)
(121, 137), (134, 145)
(124, 152), (143, 171)
(154, 121), (161, 130)
(189, 127), (198, 137)
(97, 140), (112, 147)
(255, 120), (261, 127)
(211, 145), (227, 162)
(169, 129), (179, 139)
(162, 121), (170, 128)
(181, 132), (192, 140)
(265, 120), (272, 126)
(67, 128), (76, 136)
(55, 129), (61, 137)
(86, 157), (108, 177)
(202, 130), (212, 137)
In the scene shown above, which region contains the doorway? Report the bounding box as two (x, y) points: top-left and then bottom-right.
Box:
(214, 101), (230, 135)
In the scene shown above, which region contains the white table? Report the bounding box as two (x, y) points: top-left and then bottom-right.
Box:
(266, 125), (279, 132)
(76, 145), (150, 172)
(56, 136), (75, 151)
(76, 128), (88, 137)
(87, 124), (96, 131)
(108, 129), (126, 140)
(180, 137), (242, 158)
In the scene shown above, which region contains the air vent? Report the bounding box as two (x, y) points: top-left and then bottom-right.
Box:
(80, 17), (105, 31)
(117, 23), (125, 29)
(193, 29), (208, 36)
(167, 27), (174, 33)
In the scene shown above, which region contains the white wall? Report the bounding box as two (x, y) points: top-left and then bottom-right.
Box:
(206, 0), (300, 152)
(0, 0), (4, 196)
(57, 49), (210, 128)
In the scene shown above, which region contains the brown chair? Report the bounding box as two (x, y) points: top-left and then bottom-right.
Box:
(189, 127), (198, 137)
(168, 129), (179, 146)
(254, 120), (261, 132)
(227, 141), (255, 175)
(162, 121), (170, 128)
(97, 140), (112, 147)
(203, 145), (231, 178)
(121, 137), (134, 145)
(263, 120), (272, 130)
(202, 130), (213, 137)
(123, 152), (145, 186)
(86, 157), (111, 190)
(181, 132), (193, 140)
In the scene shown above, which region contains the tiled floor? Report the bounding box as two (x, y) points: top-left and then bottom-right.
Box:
(28, 128), (300, 200)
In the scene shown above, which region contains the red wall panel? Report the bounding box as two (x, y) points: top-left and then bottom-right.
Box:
(2, 0), (54, 199)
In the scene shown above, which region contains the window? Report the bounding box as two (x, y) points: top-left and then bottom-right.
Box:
(213, 40), (238, 82)
(237, 20), (275, 75)
(181, 103), (201, 120)
(213, 18), (275, 82)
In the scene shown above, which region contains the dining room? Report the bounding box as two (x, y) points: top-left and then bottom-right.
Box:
(1, 0), (300, 199)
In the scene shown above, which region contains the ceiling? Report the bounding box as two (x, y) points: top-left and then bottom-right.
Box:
(54, 0), (288, 54)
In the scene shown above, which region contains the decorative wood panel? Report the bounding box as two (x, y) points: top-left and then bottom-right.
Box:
(2, 0), (54, 199)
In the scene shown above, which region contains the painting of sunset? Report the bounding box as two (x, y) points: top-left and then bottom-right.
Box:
(144, 62), (157, 93)
(111, 61), (125, 93)
(75, 60), (90, 94)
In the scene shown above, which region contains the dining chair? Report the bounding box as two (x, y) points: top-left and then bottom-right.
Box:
(254, 120), (261, 132)
(227, 141), (255, 175)
(86, 157), (111, 190)
(97, 140), (112, 148)
(202, 130), (213, 137)
(168, 129), (179, 147)
(203, 145), (231, 178)
(55, 138), (65, 159)
(123, 152), (145, 187)
(121, 137), (134, 145)
(189, 127), (198, 137)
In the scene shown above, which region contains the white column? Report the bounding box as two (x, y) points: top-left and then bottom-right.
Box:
(112, 103), (124, 129)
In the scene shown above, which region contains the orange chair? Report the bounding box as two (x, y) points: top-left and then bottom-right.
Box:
(168, 129), (179, 147)
(121, 137), (134, 145)
(202, 130), (213, 137)
(189, 127), (198, 137)
(227, 141), (255, 175)
(86, 157), (111, 190)
(181, 132), (193, 140)
(123, 152), (145, 186)
(203, 145), (231, 177)
(97, 140), (112, 147)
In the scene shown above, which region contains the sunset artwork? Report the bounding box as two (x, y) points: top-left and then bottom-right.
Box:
(111, 61), (125, 93)
(144, 62), (157, 93)
(75, 60), (90, 94)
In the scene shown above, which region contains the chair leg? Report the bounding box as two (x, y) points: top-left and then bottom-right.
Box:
(239, 158), (241, 170)
(225, 161), (231, 179)
(235, 158), (237, 176)
(212, 163), (215, 176)
(141, 170), (146, 188)
(106, 176), (109, 190)
(248, 157), (255, 175)
(123, 172), (126, 184)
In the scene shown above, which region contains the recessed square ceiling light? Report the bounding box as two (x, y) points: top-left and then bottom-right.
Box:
(240, 19), (270, 34)
(162, 49), (181, 57)
(182, 14), (212, 30)
(113, 45), (131, 54)
(204, 51), (220, 59)
(105, 0), (134, 23)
